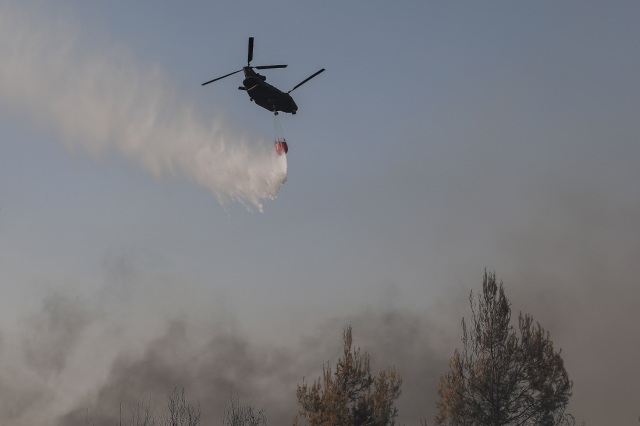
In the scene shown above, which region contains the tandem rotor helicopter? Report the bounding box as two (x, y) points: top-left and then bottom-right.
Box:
(202, 37), (325, 117)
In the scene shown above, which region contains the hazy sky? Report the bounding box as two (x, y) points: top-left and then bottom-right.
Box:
(1, 1), (639, 425)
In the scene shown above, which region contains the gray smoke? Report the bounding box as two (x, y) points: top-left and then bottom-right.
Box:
(22, 293), (95, 379)
(0, 292), (98, 425)
(5, 233), (639, 426)
(0, 282), (456, 425)
(55, 318), (298, 425)
(52, 312), (454, 425)
(494, 181), (640, 425)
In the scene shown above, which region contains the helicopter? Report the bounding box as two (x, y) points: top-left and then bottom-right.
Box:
(201, 37), (325, 115)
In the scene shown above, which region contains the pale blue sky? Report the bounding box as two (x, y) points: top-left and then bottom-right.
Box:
(1, 1), (639, 424)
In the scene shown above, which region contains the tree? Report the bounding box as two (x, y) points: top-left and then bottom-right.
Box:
(128, 399), (156, 426)
(162, 387), (200, 426)
(222, 394), (268, 426)
(295, 326), (402, 426)
(435, 271), (573, 426)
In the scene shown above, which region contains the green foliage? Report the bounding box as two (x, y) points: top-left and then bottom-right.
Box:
(295, 326), (402, 426)
(435, 271), (573, 426)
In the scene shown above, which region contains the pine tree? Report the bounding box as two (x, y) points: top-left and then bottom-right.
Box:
(435, 271), (573, 426)
(295, 327), (402, 426)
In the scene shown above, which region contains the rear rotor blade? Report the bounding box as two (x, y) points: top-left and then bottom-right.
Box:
(247, 37), (254, 65)
(288, 68), (325, 93)
(254, 64), (288, 70)
(201, 69), (242, 86)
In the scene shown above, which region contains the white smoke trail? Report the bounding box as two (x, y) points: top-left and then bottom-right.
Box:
(0, 4), (287, 211)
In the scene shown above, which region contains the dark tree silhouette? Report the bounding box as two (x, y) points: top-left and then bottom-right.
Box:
(222, 394), (268, 426)
(162, 387), (200, 426)
(435, 271), (573, 426)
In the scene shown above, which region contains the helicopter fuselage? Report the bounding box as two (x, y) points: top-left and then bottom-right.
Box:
(242, 67), (297, 115)
(201, 37), (323, 116)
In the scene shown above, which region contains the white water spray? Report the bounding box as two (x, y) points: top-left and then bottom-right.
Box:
(0, 4), (287, 211)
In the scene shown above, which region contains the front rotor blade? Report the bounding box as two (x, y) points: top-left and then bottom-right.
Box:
(247, 37), (254, 65)
(254, 64), (288, 70)
(288, 68), (325, 93)
(201, 69), (242, 86)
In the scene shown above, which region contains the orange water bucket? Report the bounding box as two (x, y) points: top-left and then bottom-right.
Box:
(274, 139), (288, 155)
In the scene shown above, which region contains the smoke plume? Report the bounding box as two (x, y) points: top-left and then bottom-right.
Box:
(0, 281), (455, 425)
(0, 3), (287, 211)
